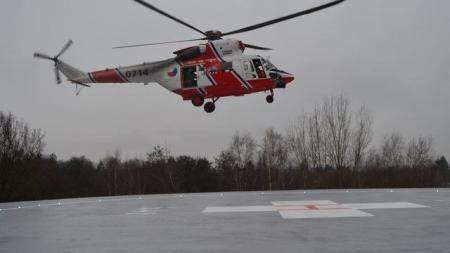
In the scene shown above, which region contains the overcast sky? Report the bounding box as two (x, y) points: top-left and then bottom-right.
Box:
(1, 0), (449, 161)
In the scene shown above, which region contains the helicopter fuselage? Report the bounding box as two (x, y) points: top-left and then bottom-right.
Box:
(35, 0), (346, 112)
(72, 39), (294, 103)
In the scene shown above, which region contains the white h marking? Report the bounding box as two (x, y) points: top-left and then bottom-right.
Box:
(202, 200), (428, 219)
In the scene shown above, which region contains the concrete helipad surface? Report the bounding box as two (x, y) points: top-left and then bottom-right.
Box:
(1, 189), (450, 253)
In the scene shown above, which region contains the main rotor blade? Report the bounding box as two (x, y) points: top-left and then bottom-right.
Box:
(244, 43), (272, 51)
(113, 38), (205, 49)
(56, 40), (73, 58)
(222, 0), (346, 36)
(34, 52), (53, 60)
(133, 0), (207, 37)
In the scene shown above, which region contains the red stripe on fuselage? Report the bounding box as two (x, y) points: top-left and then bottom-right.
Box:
(90, 69), (124, 83)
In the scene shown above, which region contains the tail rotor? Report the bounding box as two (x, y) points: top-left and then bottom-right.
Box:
(33, 52), (53, 61)
(54, 64), (61, 84)
(34, 40), (73, 84)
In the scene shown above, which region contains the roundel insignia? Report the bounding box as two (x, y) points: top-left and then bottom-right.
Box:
(167, 67), (178, 77)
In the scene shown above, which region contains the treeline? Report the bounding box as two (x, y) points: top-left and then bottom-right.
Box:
(1, 94), (449, 202)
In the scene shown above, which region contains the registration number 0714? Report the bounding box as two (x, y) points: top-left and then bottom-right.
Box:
(125, 69), (149, 78)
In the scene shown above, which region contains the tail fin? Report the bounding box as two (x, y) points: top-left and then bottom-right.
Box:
(56, 61), (86, 81)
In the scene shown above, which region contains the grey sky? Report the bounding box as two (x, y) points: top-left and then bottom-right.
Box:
(1, 0), (449, 161)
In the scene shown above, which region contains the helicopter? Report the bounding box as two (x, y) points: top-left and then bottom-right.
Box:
(34, 0), (346, 113)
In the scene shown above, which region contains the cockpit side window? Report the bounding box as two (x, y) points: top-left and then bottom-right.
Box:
(252, 59), (267, 79)
(243, 60), (255, 72)
(242, 60), (256, 79)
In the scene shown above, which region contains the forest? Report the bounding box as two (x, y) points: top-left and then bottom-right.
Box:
(1, 94), (449, 202)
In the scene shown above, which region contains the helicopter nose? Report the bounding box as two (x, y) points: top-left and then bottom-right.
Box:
(281, 73), (295, 84)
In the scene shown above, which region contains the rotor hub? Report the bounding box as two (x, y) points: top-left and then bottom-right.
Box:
(205, 30), (223, 40)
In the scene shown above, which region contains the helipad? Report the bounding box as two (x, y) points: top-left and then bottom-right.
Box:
(1, 189), (449, 253)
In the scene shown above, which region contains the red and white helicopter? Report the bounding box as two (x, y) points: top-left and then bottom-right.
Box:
(34, 0), (346, 113)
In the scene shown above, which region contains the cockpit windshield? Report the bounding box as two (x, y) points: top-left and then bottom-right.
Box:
(261, 58), (277, 71)
(261, 58), (291, 75)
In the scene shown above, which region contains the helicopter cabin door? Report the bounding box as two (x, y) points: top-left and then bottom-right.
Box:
(196, 65), (213, 88)
(182, 66), (198, 88)
(182, 65), (211, 88)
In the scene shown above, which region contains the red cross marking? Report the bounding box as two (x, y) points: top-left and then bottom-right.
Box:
(305, 205), (319, 210)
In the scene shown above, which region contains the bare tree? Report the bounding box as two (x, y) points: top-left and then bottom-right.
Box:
(229, 131), (256, 168)
(406, 137), (433, 168)
(286, 114), (311, 188)
(286, 114), (309, 168)
(365, 148), (382, 169)
(146, 145), (175, 192)
(322, 93), (352, 169)
(214, 150), (237, 191)
(380, 133), (405, 168)
(351, 105), (373, 172)
(0, 112), (45, 200)
(228, 131), (256, 190)
(102, 150), (121, 195)
(308, 105), (326, 168)
(259, 127), (288, 190)
(0, 112), (45, 159)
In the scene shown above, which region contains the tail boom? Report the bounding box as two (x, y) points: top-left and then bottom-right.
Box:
(73, 68), (129, 84)
(71, 59), (175, 85)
